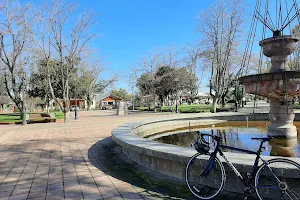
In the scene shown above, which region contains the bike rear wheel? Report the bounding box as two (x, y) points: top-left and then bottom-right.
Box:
(255, 158), (300, 200)
(185, 153), (226, 199)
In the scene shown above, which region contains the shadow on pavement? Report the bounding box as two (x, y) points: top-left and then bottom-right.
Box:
(88, 137), (258, 200)
(88, 136), (196, 200)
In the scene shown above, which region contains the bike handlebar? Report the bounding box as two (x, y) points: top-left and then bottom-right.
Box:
(198, 133), (221, 140)
(197, 132), (221, 146)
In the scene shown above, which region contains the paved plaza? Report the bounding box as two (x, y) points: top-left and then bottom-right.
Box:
(0, 110), (257, 200)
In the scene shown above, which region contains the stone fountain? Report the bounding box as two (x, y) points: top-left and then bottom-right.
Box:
(240, 32), (300, 139)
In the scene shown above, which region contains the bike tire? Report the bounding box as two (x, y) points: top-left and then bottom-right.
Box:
(255, 158), (300, 200)
(185, 152), (226, 199)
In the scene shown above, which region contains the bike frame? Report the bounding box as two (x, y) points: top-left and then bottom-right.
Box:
(200, 133), (270, 188)
(215, 143), (268, 187)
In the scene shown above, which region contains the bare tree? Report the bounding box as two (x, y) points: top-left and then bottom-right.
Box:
(134, 49), (163, 108)
(0, 0), (32, 122)
(292, 24), (300, 70)
(182, 43), (203, 75)
(182, 43), (206, 102)
(161, 46), (180, 68)
(77, 61), (116, 111)
(197, 0), (245, 112)
(35, 0), (96, 122)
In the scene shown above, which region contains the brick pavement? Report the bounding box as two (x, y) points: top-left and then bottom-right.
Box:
(0, 110), (256, 200)
(0, 111), (177, 200)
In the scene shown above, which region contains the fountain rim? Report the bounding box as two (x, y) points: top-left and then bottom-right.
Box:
(259, 35), (298, 46)
(239, 71), (300, 84)
(111, 113), (300, 184)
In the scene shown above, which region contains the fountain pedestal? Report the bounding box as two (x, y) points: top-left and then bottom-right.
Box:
(269, 137), (297, 157)
(268, 99), (297, 137)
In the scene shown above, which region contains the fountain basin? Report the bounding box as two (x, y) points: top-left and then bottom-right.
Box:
(259, 36), (298, 57)
(111, 113), (300, 194)
(239, 71), (300, 99)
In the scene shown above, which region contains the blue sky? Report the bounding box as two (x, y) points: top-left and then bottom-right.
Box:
(85, 0), (216, 89)
(19, 0), (299, 94)
(23, 0), (219, 91)
(86, 0), (254, 91)
(86, 0), (255, 92)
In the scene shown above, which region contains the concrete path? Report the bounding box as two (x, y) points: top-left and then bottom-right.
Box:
(0, 110), (257, 200)
(238, 100), (300, 113)
(238, 100), (270, 113)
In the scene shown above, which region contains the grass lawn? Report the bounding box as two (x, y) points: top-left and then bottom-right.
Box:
(0, 111), (64, 123)
(0, 114), (22, 123)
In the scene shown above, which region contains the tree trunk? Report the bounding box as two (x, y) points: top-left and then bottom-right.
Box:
(46, 98), (50, 113)
(87, 101), (92, 111)
(63, 109), (70, 123)
(212, 97), (218, 113)
(63, 92), (70, 123)
(64, 110), (67, 122)
(63, 107), (69, 123)
(45, 104), (49, 113)
(221, 94), (226, 107)
(44, 96), (49, 113)
(176, 92), (179, 113)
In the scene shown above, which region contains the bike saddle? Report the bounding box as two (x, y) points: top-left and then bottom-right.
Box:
(251, 137), (273, 142)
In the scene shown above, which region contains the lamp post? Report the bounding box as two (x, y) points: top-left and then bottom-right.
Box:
(74, 77), (78, 120)
(19, 71), (27, 125)
(131, 86), (134, 111)
(174, 77), (179, 113)
(234, 80), (240, 112)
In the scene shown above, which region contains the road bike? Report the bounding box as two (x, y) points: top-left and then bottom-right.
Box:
(185, 132), (300, 199)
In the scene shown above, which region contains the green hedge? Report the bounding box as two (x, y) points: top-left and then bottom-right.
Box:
(53, 111), (64, 119)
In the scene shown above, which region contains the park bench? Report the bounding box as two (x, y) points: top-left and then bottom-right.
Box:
(28, 113), (56, 123)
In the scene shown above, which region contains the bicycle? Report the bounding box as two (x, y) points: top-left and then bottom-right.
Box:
(185, 132), (300, 200)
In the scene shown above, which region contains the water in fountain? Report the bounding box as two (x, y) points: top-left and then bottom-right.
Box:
(152, 121), (300, 157)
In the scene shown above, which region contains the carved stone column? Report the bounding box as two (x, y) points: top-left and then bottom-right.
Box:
(268, 99), (297, 137)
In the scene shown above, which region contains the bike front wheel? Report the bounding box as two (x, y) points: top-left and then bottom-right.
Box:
(255, 158), (300, 200)
(185, 153), (226, 199)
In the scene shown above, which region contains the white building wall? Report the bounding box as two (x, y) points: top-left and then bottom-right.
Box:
(85, 97), (96, 109)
